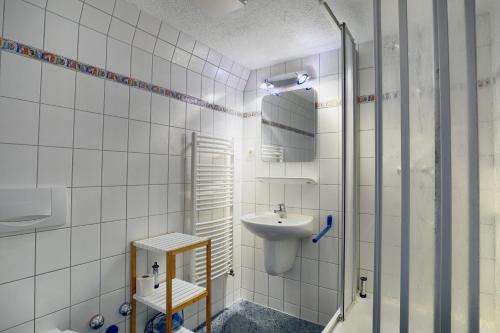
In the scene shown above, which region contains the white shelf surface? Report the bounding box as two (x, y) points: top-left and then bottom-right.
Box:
(133, 279), (206, 313)
(174, 327), (193, 333)
(256, 176), (318, 185)
(133, 232), (207, 253)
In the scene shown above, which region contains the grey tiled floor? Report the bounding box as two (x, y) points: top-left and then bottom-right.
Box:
(194, 300), (324, 333)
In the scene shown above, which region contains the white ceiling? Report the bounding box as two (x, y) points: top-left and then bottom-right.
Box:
(129, 0), (373, 69)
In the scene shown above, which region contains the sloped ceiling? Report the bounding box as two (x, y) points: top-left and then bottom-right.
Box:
(129, 0), (373, 69)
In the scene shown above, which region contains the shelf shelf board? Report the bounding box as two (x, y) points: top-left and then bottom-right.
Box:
(133, 279), (207, 314)
(133, 232), (207, 254)
(256, 176), (318, 185)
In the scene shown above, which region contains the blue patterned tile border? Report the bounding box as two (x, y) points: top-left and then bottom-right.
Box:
(0, 37), (244, 117)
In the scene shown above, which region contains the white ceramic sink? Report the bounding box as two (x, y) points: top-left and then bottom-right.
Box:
(241, 212), (313, 275)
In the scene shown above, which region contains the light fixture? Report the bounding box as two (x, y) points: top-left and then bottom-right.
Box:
(259, 79), (274, 90)
(296, 72), (309, 85)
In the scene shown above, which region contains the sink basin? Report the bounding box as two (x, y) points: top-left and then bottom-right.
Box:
(241, 212), (313, 275)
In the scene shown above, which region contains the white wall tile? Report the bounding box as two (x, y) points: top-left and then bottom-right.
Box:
(131, 47), (152, 83)
(47, 0), (83, 22)
(137, 11), (161, 36)
(171, 63), (187, 93)
(133, 29), (156, 53)
(130, 88), (151, 122)
(151, 94), (170, 125)
(0, 144), (37, 187)
(108, 17), (135, 44)
(78, 26), (107, 69)
(4, 0), (45, 48)
(113, 0), (139, 25)
(44, 12), (78, 59)
(284, 279), (300, 305)
(128, 153), (149, 185)
(0, 278), (34, 331)
(107, 37), (131, 76)
(128, 120), (150, 153)
(35, 268), (70, 317)
(71, 224), (100, 265)
(35, 308), (70, 333)
(47, 0), (82, 22)
(149, 184), (168, 215)
(74, 110), (103, 149)
(126, 216), (148, 247)
(319, 237), (338, 264)
(39, 105), (74, 148)
(36, 228), (70, 274)
(102, 151), (127, 185)
(72, 187), (101, 226)
(103, 115), (128, 151)
(0, 234), (35, 284)
(188, 56), (205, 74)
(127, 186), (148, 218)
(300, 282), (318, 311)
(105, 81), (130, 118)
(167, 183), (184, 212)
(75, 73), (105, 114)
(193, 42), (209, 60)
(150, 124), (169, 154)
(101, 220), (126, 257)
(101, 186), (126, 221)
(70, 261), (100, 305)
(0, 52), (41, 102)
(158, 23), (179, 45)
(172, 48), (191, 68)
(150, 154), (169, 184)
(0, 97), (39, 145)
(154, 40), (175, 62)
(41, 63), (75, 109)
(70, 297), (99, 333)
(101, 254), (126, 294)
(100, 288), (125, 326)
(72, 149), (102, 186)
(38, 147), (72, 187)
(80, 4), (111, 34)
(86, 0), (115, 14)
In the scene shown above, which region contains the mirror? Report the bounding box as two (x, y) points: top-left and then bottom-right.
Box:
(261, 89), (316, 162)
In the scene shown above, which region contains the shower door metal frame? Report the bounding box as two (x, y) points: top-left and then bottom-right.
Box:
(339, 22), (359, 320)
(319, 1), (359, 324)
(372, 0), (383, 331)
(372, 0), (481, 332)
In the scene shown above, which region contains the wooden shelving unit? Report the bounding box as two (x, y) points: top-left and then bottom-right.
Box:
(130, 233), (211, 333)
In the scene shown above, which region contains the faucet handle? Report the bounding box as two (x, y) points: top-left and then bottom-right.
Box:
(277, 203), (286, 211)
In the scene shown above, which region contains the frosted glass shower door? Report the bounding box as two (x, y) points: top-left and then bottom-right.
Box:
(373, 0), (482, 332)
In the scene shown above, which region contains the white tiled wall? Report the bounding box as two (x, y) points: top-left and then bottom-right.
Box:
(241, 50), (342, 325)
(356, 41), (376, 293)
(0, 0), (249, 332)
(483, 8), (500, 327)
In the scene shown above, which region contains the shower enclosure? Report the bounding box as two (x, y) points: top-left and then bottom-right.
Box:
(366, 0), (500, 332)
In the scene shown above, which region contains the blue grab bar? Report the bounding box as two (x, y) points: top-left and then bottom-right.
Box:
(312, 215), (333, 243)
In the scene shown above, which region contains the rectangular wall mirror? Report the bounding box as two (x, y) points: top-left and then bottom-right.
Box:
(261, 89), (316, 162)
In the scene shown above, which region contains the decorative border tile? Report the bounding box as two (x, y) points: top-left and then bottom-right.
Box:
(261, 118), (315, 137)
(0, 37), (244, 117)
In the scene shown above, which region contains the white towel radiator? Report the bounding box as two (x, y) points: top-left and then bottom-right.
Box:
(190, 132), (234, 285)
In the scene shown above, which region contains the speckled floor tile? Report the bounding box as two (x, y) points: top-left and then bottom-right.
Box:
(194, 300), (324, 333)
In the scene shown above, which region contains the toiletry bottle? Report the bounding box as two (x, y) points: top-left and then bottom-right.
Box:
(152, 262), (159, 289)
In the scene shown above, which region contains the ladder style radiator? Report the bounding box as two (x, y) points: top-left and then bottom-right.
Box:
(190, 132), (234, 285)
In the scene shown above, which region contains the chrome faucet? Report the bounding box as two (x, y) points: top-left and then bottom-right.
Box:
(274, 203), (287, 218)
